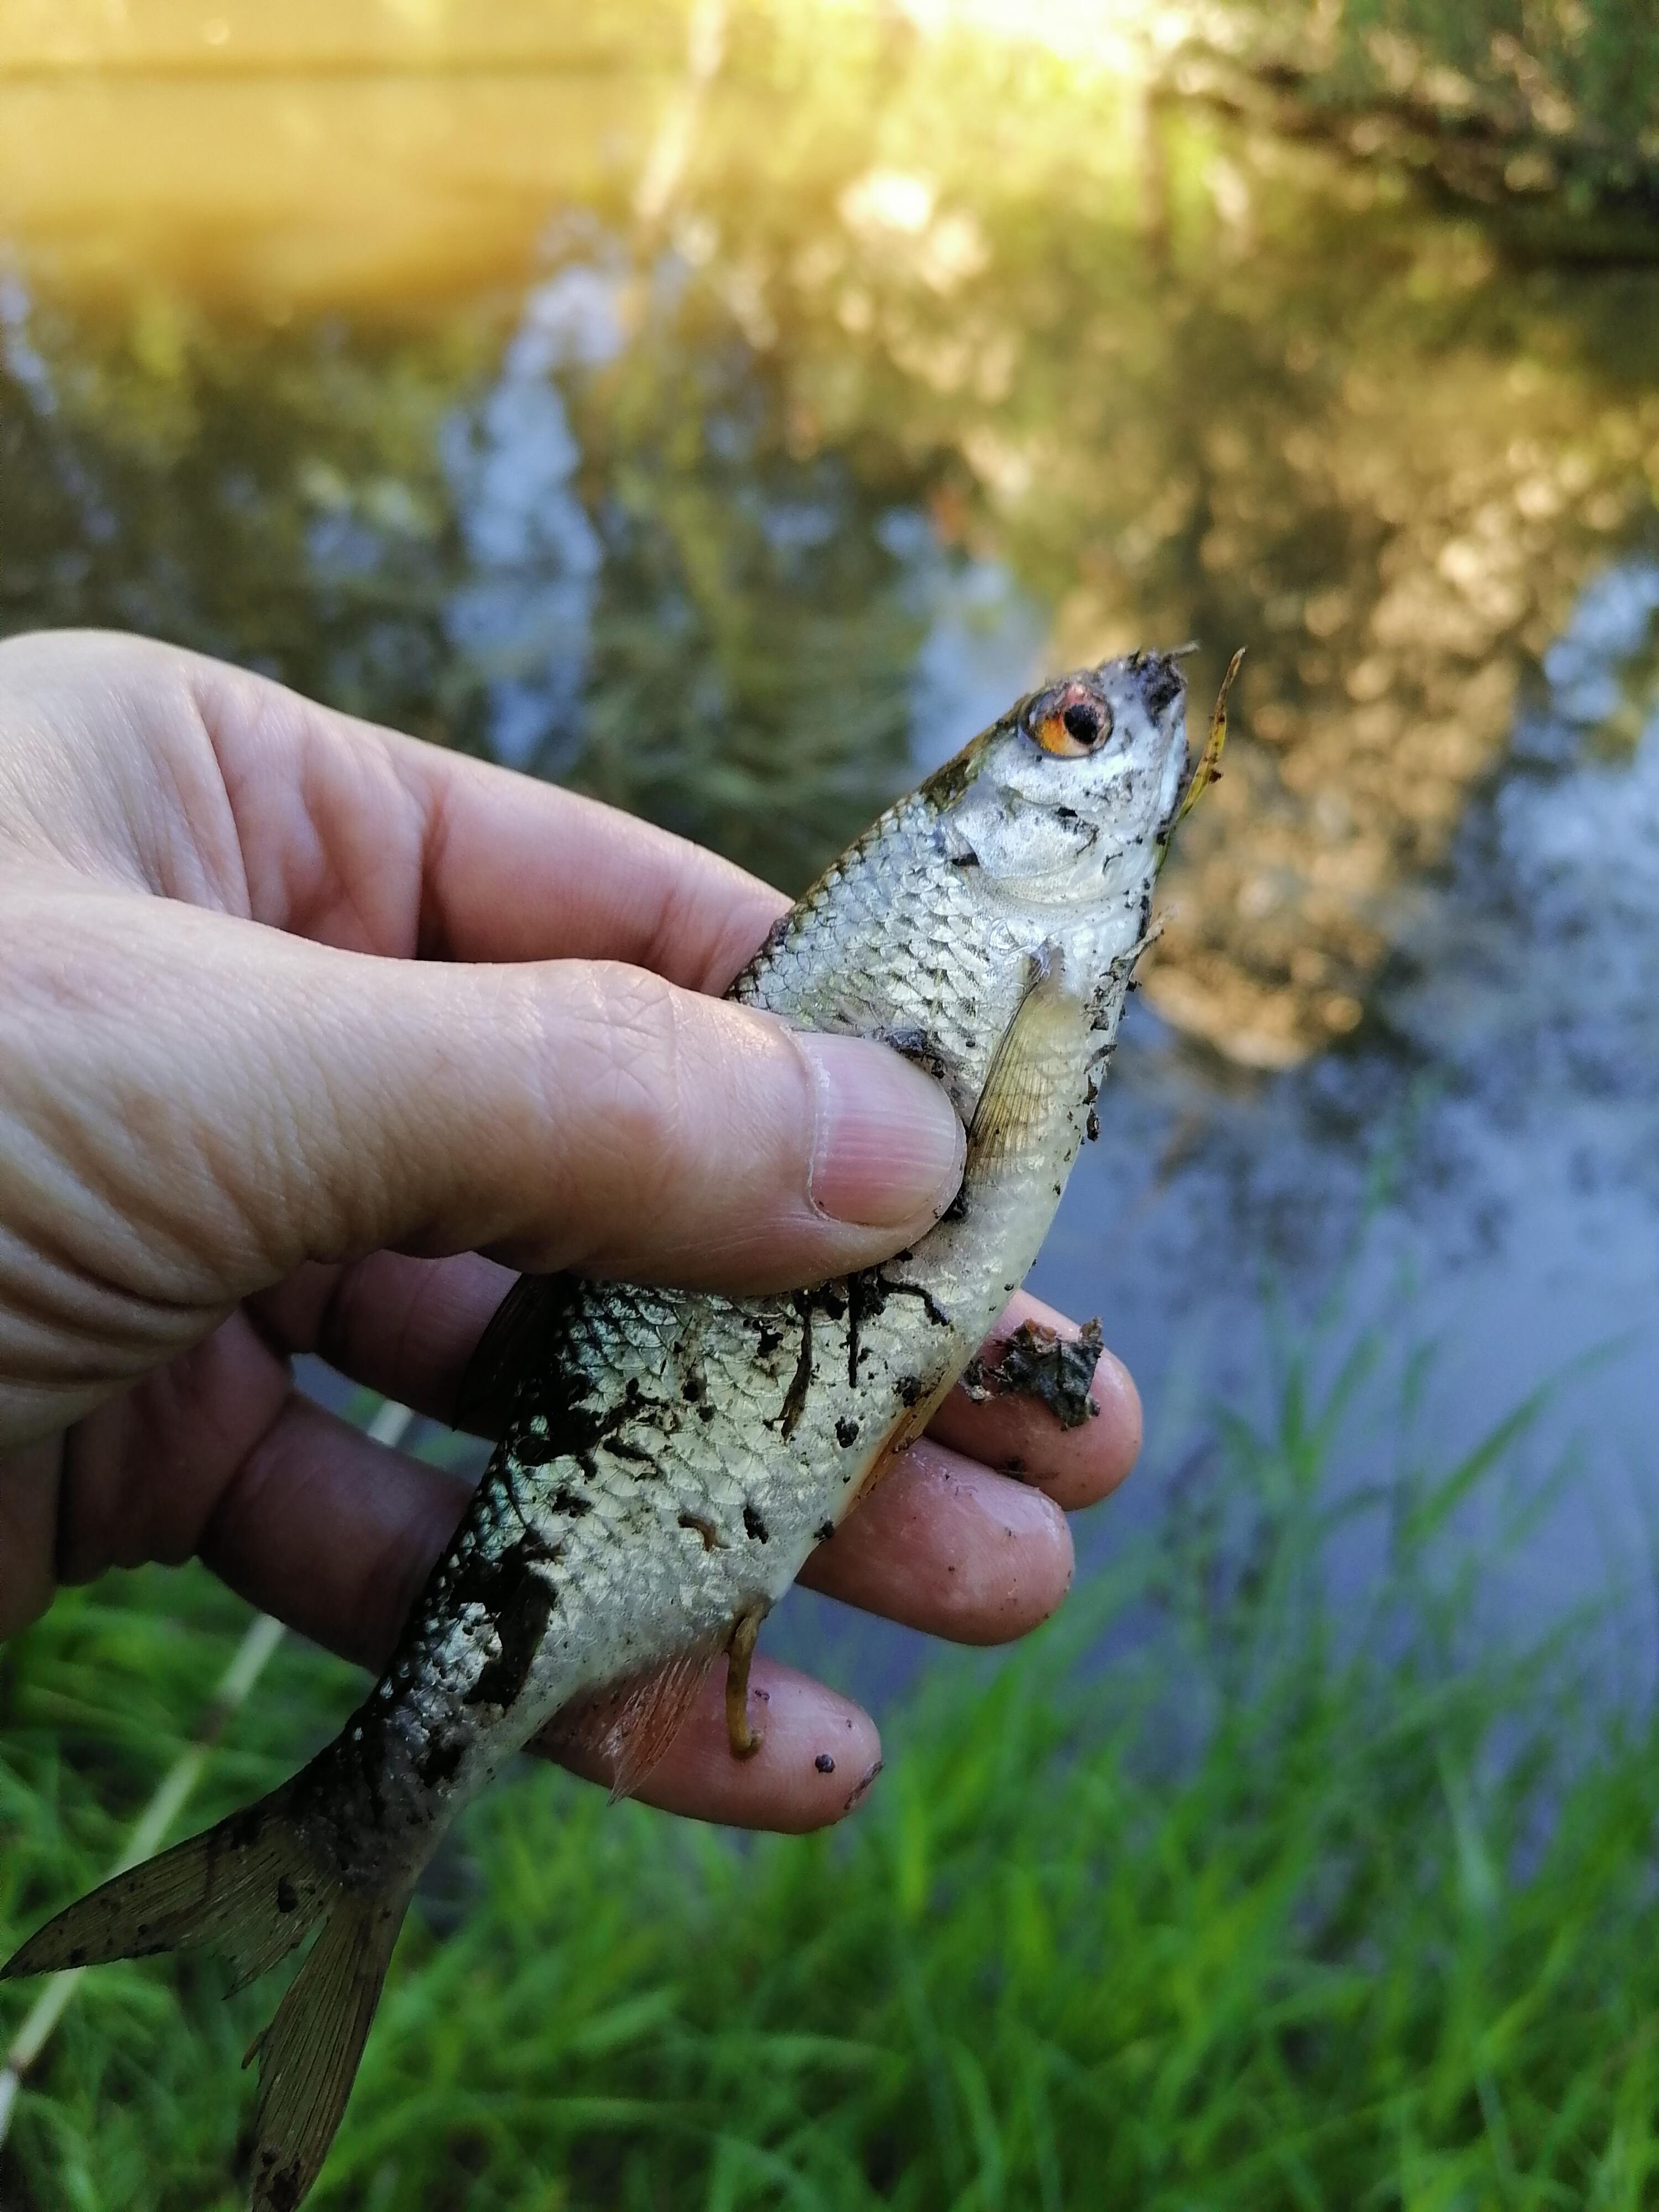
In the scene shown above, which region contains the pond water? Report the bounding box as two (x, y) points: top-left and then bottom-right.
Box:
(2, 4), (1656, 1663)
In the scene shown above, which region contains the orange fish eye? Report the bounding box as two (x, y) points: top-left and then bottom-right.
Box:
(1029, 686), (1112, 757)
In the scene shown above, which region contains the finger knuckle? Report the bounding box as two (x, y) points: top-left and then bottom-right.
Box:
(536, 964), (694, 1218)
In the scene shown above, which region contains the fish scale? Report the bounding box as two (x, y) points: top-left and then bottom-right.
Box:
(746, 789), (1014, 1118)
(3, 646), (1227, 2212)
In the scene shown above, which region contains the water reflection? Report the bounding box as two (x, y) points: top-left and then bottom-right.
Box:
(441, 266), (614, 769)
(1, 3), (1656, 1625)
(4, 27), (1656, 1040)
(1035, 552), (1659, 1658)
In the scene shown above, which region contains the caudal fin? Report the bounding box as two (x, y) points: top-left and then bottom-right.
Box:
(2, 1780), (413, 2210)
(2, 1783), (332, 1990)
(243, 1891), (407, 2212)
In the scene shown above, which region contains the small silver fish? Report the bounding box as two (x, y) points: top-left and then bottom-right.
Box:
(4, 646), (1237, 2209)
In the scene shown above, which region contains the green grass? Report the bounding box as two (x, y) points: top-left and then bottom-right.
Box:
(4, 1339), (1659, 2210)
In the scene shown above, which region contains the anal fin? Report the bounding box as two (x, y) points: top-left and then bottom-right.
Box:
(535, 1629), (727, 1803)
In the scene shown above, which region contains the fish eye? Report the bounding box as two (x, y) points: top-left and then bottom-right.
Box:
(1027, 684), (1113, 758)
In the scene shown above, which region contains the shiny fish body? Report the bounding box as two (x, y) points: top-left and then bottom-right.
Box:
(352, 649), (1191, 1835)
(4, 649), (1196, 2212)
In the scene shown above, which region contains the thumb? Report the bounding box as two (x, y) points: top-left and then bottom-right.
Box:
(285, 950), (967, 1290)
(6, 886), (966, 1324)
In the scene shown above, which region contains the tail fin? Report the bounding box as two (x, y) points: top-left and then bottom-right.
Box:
(3, 1780), (413, 2210)
(243, 1891), (408, 2212)
(2, 1783), (333, 1990)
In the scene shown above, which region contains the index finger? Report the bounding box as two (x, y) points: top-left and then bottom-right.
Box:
(0, 632), (786, 990)
(185, 645), (790, 985)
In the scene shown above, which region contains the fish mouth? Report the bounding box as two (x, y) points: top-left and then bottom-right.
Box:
(1121, 644), (1192, 723)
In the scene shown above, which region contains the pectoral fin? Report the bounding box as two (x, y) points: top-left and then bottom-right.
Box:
(454, 1272), (574, 1434)
(967, 944), (1086, 1169)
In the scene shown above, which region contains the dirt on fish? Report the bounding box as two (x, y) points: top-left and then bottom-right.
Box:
(960, 1316), (1104, 1430)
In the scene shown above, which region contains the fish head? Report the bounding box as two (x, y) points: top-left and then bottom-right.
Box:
(930, 650), (1191, 920)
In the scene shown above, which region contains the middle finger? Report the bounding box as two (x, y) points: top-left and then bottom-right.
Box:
(796, 1438), (1073, 1642)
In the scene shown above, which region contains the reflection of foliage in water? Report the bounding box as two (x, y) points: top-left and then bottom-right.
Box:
(1191, 0), (1659, 225)
(1, 22), (1657, 1045)
(566, 306), (927, 883)
(0, 278), (927, 890)
(0, 290), (493, 752)
(645, 30), (1659, 1061)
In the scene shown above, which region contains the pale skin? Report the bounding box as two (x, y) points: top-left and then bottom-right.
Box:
(0, 630), (1142, 1835)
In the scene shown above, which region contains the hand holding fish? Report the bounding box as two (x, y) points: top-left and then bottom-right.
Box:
(0, 629), (1141, 1850)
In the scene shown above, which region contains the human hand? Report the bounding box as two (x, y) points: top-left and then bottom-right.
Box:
(0, 630), (1141, 1830)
